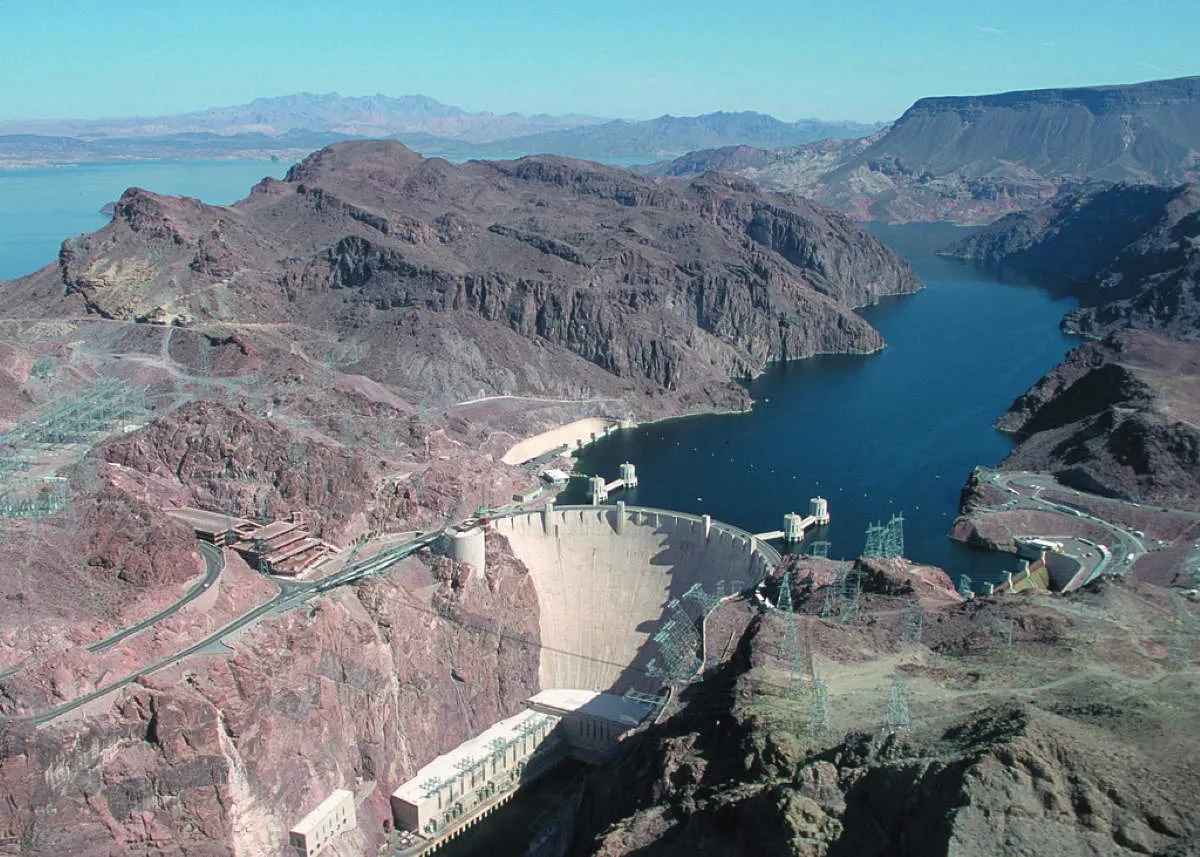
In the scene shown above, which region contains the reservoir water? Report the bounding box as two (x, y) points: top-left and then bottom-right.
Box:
(1, 162), (1078, 583)
(0, 159), (290, 281)
(560, 224), (1079, 583)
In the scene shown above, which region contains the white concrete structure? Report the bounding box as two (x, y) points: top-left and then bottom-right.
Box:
(619, 461), (638, 488)
(449, 527), (486, 576)
(494, 505), (777, 693)
(289, 789), (356, 857)
(542, 468), (571, 484)
(755, 502), (831, 544)
(588, 475), (609, 504)
(1016, 537), (1064, 559)
(528, 689), (653, 760)
(391, 708), (561, 836)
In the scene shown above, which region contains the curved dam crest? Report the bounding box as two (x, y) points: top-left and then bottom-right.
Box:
(492, 504), (778, 694)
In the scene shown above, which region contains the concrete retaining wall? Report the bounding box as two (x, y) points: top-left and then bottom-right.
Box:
(494, 505), (776, 694)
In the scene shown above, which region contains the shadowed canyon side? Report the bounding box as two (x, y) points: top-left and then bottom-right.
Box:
(643, 76), (1200, 224)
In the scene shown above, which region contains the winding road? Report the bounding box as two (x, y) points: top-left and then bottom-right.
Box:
(977, 469), (1162, 585)
(86, 542), (225, 653)
(9, 530), (444, 725)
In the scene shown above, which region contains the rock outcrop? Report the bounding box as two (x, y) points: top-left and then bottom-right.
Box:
(567, 589), (1200, 857)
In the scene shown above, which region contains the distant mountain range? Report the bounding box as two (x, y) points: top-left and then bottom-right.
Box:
(642, 76), (1200, 224)
(0, 92), (880, 167)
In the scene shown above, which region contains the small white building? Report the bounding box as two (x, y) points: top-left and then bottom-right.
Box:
(289, 789), (356, 857)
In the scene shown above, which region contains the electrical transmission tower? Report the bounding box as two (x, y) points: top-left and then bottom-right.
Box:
(819, 568), (862, 626)
(821, 570), (845, 620)
(839, 568), (862, 625)
(885, 676), (910, 731)
(808, 540), (831, 559)
(863, 522), (886, 558)
(683, 581), (724, 614)
(900, 602), (925, 644)
(809, 678), (830, 739)
(773, 572), (807, 695)
(883, 514), (904, 559)
(647, 599), (703, 684)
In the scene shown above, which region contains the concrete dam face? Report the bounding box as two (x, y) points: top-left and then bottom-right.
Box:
(493, 504), (777, 694)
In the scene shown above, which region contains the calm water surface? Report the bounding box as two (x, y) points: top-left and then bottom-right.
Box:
(0, 160), (290, 280)
(561, 225), (1079, 583)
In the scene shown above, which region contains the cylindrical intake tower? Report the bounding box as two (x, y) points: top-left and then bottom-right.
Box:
(449, 527), (486, 575)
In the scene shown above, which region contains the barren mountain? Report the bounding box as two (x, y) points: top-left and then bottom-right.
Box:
(0, 92), (610, 143)
(0, 95), (877, 167)
(2, 140), (918, 410)
(643, 76), (1200, 224)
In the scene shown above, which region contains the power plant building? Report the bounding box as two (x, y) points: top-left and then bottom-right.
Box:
(289, 789), (356, 857)
(390, 708), (562, 836)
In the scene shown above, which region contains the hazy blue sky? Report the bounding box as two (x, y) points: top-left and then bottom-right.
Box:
(2, 0), (1196, 122)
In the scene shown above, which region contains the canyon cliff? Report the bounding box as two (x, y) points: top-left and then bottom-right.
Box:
(943, 183), (1200, 509)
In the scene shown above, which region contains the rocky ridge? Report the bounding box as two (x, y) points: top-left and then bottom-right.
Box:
(564, 571), (1200, 857)
(2, 140), (919, 411)
(641, 76), (1200, 224)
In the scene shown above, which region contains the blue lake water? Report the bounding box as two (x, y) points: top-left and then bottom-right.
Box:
(559, 225), (1080, 583)
(0, 162), (1078, 582)
(0, 160), (291, 281)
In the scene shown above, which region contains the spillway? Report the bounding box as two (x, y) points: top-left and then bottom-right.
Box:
(493, 504), (779, 693)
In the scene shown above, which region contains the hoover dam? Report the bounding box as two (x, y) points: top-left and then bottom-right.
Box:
(491, 502), (780, 694)
(377, 501), (783, 851)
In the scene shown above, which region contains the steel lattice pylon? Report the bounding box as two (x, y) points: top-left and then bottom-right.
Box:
(809, 678), (830, 738)
(900, 602), (925, 644)
(883, 514), (904, 559)
(885, 676), (910, 731)
(774, 572), (807, 695)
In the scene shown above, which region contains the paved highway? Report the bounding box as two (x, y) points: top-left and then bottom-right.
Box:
(87, 542), (225, 653)
(9, 530), (444, 725)
(978, 469), (1159, 585)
